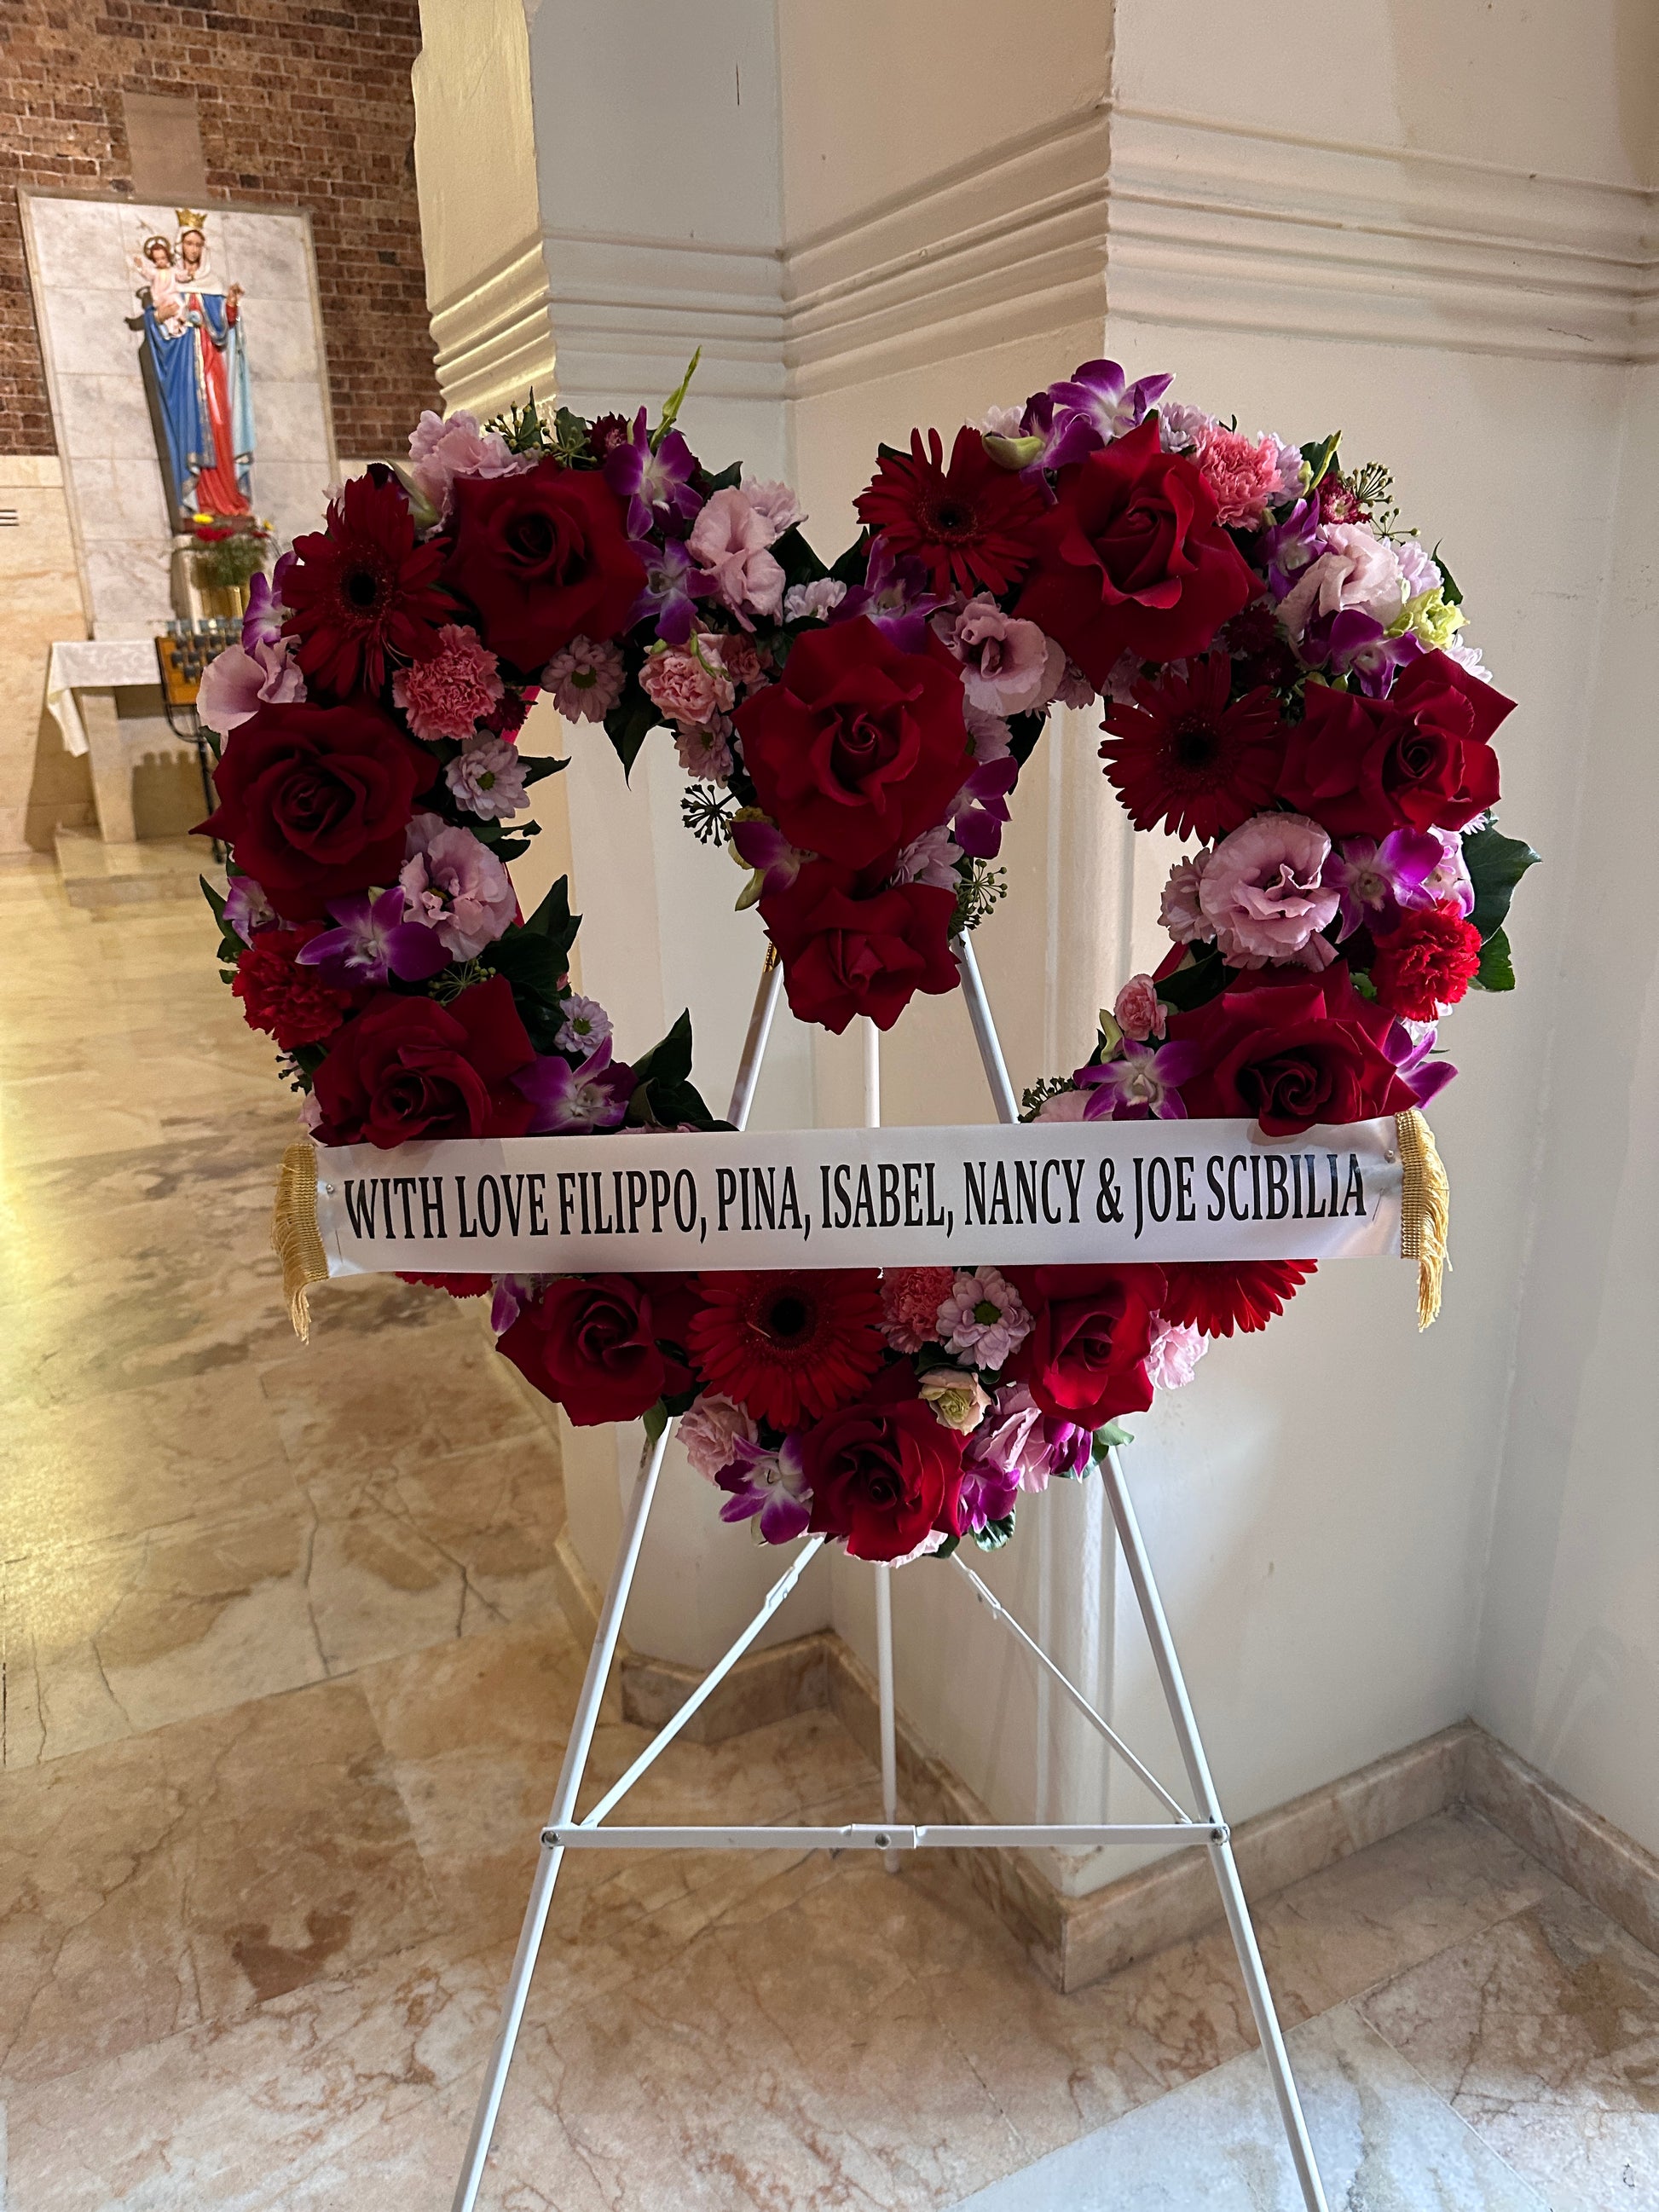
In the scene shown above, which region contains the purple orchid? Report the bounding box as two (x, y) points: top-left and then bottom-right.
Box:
(295, 887), (452, 985)
(490, 1273), (550, 1335)
(1075, 1038), (1204, 1121)
(950, 754), (1020, 861)
(1259, 497), (1323, 599)
(1385, 1019), (1458, 1107)
(602, 407), (702, 540)
(223, 875), (275, 944)
(1036, 358), (1175, 470)
(626, 535), (717, 646)
(957, 1458), (1021, 1536)
(965, 1381), (1093, 1493)
(1323, 829), (1442, 940)
(716, 1433), (812, 1544)
(513, 1037), (637, 1133)
(1304, 609), (1425, 695)
(730, 814), (807, 902)
(830, 537), (945, 652)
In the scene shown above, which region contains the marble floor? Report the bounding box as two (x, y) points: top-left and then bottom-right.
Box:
(3, 852), (1659, 2209)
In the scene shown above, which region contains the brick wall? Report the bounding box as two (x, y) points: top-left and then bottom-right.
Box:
(2, 0), (438, 457)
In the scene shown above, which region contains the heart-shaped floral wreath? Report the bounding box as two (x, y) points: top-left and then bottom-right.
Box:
(198, 354), (1536, 1565)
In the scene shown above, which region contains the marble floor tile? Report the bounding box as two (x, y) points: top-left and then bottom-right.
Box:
(1361, 1877), (1659, 2209)
(0, 1675), (443, 2086)
(949, 2002), (1550, 2209)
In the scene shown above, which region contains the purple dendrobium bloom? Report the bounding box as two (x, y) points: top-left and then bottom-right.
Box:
(1259, 497), (1323, 599)
(514, 1037), (636, 1134)
(1323, 829), (1442, 940)
(490, 1273), (550, 1335)
(950, 754), (1020, 861)
(831, 537), (945, 652)
(1075, 1038), (1204, 1121)
(296, 886), (453, 985)
(716, 1433), (812, 1544)
(1304, 609), (1425, 695)
(241, 566), (285, 652)
(965, 1380), (1093, 1495)
(602, 407), (702, 540)
(223, 875), (276, 944)
(730, 813), (808, 898)
(1385, 1019), (1458, 1106)
(626, 535), (717, 646)
(1038, 358), (1175, 469)
(957, 1458), (1021, 1535)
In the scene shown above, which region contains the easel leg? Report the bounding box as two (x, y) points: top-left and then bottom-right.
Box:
(451, 1428), (671, 2212)
(1101, 1447), (1330, 2212)
(874, 1562), (899, 1874)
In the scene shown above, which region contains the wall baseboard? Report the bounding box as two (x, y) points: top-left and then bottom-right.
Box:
(550, 1560), (1659, 1992)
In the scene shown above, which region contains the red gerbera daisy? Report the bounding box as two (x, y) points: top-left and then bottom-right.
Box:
(1157, 1261), (1316, 1339)
(281, 471), (454, 698)
(854, 425), (1043, 598)
(1369, 901), (1483, 1021)
(1098, 655), (1286, 841)
(689, 1269), (887, 1428)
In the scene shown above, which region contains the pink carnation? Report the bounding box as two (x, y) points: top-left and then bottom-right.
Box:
(1145, 1317), (1208, 1391)
(679, 1394), (758, 1482)
(1197, 812), (1340, 969)
(391, 624), (504, 742)
(880, 1266), (956, 1354)
(688, 488), (786, 625)
(1159, 852), (1213, 944)
(1193, 424), (1284, 529)
(641, 640), (736, 729)
(542, 635), (626, 723)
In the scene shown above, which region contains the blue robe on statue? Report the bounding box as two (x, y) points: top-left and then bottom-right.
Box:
(140, 287), (254, 523)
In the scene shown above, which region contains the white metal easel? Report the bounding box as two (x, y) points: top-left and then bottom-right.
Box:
(452, 937), (1331, 2212)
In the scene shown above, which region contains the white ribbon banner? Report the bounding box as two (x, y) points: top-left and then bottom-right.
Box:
(308, 1117), (1410, 1277)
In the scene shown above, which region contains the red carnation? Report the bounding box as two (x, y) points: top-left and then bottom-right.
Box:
(1007, 1265), (1164, 1429)
(1369, 900), (1483, 1020)
(854, 425), (1044, 597)
(310, 974), (535, 1148)
(441, 458), (645, 673)
(1099, 655), (1286, 840)
(803, 1363), (965, 1562)
(1157, 1261), (1316, 1339)
(1014, 419), (1256, 686)
(1170, 966), (1416, 1137)
(688, 1270), (886, 1428)
(736, 619), (972, 870)
(500, 1274), (691, 1426)
(231, 925), (350, 1050)
(761, 861), (960, 1035)
(280, 472), (454, 696)
(1276, 650), (1512, 839)
(199, 698), (435, 919)
(396, 1272), (492, 1298)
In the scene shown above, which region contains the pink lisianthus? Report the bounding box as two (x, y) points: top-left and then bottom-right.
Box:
(197, 571), (306, 734)
(391, 623), (505, 742)
(880, 1265), (957, 1353)
(1034, 1088), (1092, 1122)
(944, 595), (1066, 717)
(444, 735), (529, 821)
(407, 408), (524, 512)
(640, 638), (737, 728)
(1145, 1315), (1208, 1390)
(1114, 973), (1167, 1042)
(679, 1393), (759, 1482)
(399, 814), (517, 959)
(674, 719), (735, 783)
(1193, 424), (1284, 529)
(542, 634), (626, 723)
(937, 1266), (1032, 1369)
(1276, 523), (1406, 643)
(965, 1380), (1093, 1493)
(1160, 852), (1214, 944)
(1197, 813), (1339, 968)
(687, 488), (786, 625)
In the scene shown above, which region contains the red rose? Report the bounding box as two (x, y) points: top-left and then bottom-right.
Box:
(1013, 419), (1256, 686)
(804, 1364), (964, 1562)
(1170, 966), (1416, 1136)
(441, 459), (645, 673)
(1276, 650), (1512, 838)
(761, 861), (960, 1034)
(199, 699), (435, 920)
(735, 619), (971, 868)
(500, 1274), (685, 1425)
(311, 974), (535, 1147)
(1008, 1266), (1163, 1429)
(232, 924), (350, 1049)
(1369, 899), (1483, 1020)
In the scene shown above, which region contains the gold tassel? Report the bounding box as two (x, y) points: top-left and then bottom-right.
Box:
(271, 1139), (327, 1342)
(1396, 1108), (1449, 1330)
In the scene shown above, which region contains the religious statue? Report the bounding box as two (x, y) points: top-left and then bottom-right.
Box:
(131, 209), (254, 524)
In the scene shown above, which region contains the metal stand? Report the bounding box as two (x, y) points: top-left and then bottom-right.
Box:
(452, 942), (1330, 2212)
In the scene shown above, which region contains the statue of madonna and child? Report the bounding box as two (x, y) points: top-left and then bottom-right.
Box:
(131, 210), (254, 525)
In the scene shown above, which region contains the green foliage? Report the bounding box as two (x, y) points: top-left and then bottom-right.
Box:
(605, 682), (659, 778)
(1431, 544), (1463, 606)
(1154, 942), (1228, 1014)
(1462, 823), (1540, 944)
(653, 349), (702, 448)
(1091, 1419), (1135, 1458)
(952, 860), (1008, 937)
(972, 1513), (1016, 1551)
(1473, 925), (1516, 992)
(770, 523), (825, 590)
(1300, 431), (1341, 488)
(627, 1009), (725, 1131)
(1019, 1073), (1072, 1123)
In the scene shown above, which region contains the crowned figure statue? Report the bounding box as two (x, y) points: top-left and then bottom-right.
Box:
(132, 209), (254, 523)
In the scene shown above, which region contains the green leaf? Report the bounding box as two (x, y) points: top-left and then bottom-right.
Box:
(632, 1008), (695, 1093)
(652, 348), (702, 449)
(972, 1513), (1016, 1551)
(1092, 1419), (1135, 1458)
(1006, 708), (1047, 767)
(1431, 542), (1463, 606)
(642, 1401), (669, 1441)
(1154, 943), (1228, 1014)
(1462, 823), (1540, 942)
(934, 1532), (962, 1561)
(1300, 432), (1341, 488)
(770, 523), (825, 590)
(521, 754), (568, 786)
(199, 874), (227, 923)
(486, 930), (568, 1003)
(1473, 925), (1516, 991)
(830, 533), (872, 586)
(700, 459), (742, 494)
(605, 686), (658, 778)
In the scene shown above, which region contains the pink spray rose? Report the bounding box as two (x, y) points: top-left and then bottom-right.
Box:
(688, 488), (786, 623)
(640, 638), (737, 728)
(1196, 812), (1339, 969)
(399, 814), (517, 959)
(1113, 973), (1167, 1042)
(945, 595), (1066, 717)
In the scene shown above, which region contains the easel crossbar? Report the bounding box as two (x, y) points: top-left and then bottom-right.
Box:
(544, 1821), (1223, 1850)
